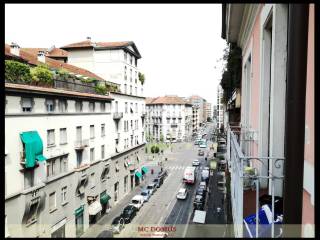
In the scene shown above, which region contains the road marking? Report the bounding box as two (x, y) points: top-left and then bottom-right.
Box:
(182, 206), (194, 237)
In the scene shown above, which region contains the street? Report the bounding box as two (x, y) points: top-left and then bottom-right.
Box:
(82, 122), (229, 238)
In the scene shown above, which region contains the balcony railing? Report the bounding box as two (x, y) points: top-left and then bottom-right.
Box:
(74, 139), (89, 150)
(141, 112), (147, 118)
(113, 112), (123, 120)
(227, 125), (285, 238)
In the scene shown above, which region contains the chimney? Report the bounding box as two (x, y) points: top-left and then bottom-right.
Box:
(86, 36), (91, 41)
(10, 42), (20, 56)
(37, 50), (46, 63)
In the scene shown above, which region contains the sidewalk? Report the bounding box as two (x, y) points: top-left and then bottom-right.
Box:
(81, 165), (161, 238)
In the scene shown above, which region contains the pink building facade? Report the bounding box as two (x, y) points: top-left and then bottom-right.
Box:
(223, 4), (314, 237)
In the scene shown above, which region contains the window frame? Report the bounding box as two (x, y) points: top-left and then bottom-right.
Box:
(47, 129), (55, 147)
(49, 191), (57, 212)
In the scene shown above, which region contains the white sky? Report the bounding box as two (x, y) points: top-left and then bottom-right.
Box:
(5, 4), (227, 106)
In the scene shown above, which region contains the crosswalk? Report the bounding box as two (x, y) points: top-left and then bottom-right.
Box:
(166, 166), (187, 171)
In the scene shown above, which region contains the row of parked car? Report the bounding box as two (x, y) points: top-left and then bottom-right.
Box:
(110, 169), (169, 234)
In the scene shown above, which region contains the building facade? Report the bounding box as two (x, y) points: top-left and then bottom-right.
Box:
(187, 95), (208, 126)
(145, 96), (193, 142)
(5, 42), (147, 238)
(205, 102), (212, 121)
(216, 85), (224, 129)
(222, 3), (314, 237)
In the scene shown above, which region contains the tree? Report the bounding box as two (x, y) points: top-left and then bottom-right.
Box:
(138, 72), (145, 85)
(160, 134), (164, 142)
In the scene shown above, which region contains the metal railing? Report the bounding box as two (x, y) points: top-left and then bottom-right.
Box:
(74, 139), (89, 149)
(227, 126), (285, 238)
(113, 112), (123, 120)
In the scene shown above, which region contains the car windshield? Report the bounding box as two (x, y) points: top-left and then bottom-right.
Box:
(132, 200), (140, 204)
(112, 217), (121, 224)
(147, 185), (153, 189)
(141, 192), (147, 196)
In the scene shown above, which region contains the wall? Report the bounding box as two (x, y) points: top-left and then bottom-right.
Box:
(302, 4), (314, 236)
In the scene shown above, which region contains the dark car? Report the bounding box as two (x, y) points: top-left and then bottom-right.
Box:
(195, 187), (206, 198)
(193, 195), (205, 210)
(111, 216), (125, 234)
(121, 205), (138, 223)
(158, 169), (168, 179)
(198, 149), (205, 156)
(153, 176), (164, 188)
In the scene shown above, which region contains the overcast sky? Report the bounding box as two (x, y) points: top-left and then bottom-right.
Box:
(5, 4), (226, 106)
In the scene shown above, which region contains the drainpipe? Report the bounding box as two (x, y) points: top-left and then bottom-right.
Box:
(283, 4), (309, 237)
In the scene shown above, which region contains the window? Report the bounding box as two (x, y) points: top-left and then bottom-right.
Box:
(130, 56), (133, 65)
(101, 145), (105, 159)
(47, 129), (55, 146)
(60, 128), (67, 145)
(125, 102), (128, 113)
(130, 69), (132, 82)
(90, 148), (95, 162)
(131, 135), (133, 147)
(135, 87), (137, 95)
(21, 97), (33, 112)
(46, 99), (55, 112)
(100, 102), (105, 112)
(27, 198), (39, 224)
(130, 85), (132, 95)
(89, 102), (95, 112)
(124, 52), (127, 61)
(124, 84), (127, 94)
(60, 156), (68, 173)
(90, 125), (95, 139)
(49, 192), (56, 212)
(135, 58), (138, 67)
(75, 101), (83, 112)
(130, 120), (133, 129)
(130, 103), (133, 113)
(58, 99), (67, 112)
(167, 119), (170, 124)
(124, 175), (128, 193)
(135, 103), (138, 113)
(90, 173), (95, 188)
(101, 124), (105, 137)
(178, 119), (182, 124)
(115, 101), (119, 112)
(124, 66), (127, 80)
(47, 158), (58, 177)
(101, 164), (110, 181)
(61, 186), (67, 204)
(24, 169), (34, 189)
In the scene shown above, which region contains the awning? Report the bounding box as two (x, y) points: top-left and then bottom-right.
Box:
(141, 166), (148, 174)
(88, 201), (102, 215)
(74, 205), (84, 217)
(210, 160), (217, 170)
(20, 131), (46, 168)
(100, 193), (111, 205)
(135, 171), (142, 179)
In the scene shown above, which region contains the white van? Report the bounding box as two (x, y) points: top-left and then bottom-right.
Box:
(183, 166), (196, 184)
(129, 195), (144, 210)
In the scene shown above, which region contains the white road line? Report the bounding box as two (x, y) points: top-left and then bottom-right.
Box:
(182, 206), (194, 237)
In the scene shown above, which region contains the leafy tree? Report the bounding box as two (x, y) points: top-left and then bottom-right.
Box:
(5, 60), (32, 83)
(30, 64), (54, 85)
(138, 72), (145, 85)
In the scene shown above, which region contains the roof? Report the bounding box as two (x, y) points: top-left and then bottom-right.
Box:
(5, 83), (113, 101)
(61, 40), (141, 58)
(146, 95), (192, 105)
(22, 47), (69, 58)
(5, 44), (105, 80)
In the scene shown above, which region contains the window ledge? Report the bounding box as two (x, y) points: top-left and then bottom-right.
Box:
(49, 208), (58, 214)
(59, 142), (68, 146)
(61, 201), (69, 207)
(26, 219), (37, 227)
(47, 144), (56, 149)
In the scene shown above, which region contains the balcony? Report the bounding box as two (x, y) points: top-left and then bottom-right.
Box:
(226, 125), (285, 238)
(74, 139), (89, 150)
(113, 112), (123, 120)
(141, 112), (147, 118)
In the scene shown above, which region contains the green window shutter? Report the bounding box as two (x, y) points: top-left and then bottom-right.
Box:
(135, 171), (142, 179)
(75, 205), (84, 217)
(20, 131), (46, 168)
(100, 193), (111, 205)
(141, 166), (148, 174)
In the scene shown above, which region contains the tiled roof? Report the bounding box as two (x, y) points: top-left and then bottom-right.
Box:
(5, 83), (113, 101)
(146, 95), (191, 105)
(5, 44), (105, 80)
(22, 47), (69, 58)
(61, 40), (131, 49)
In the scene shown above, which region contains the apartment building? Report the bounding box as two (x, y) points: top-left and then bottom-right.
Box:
(145, 96), (193, 142)
(216, 85), (224, 129)
(187, 95), (208, 126)
(222, 4), (314, 237)
(5, 43), (147, 237)
(206, 102), (212, 121)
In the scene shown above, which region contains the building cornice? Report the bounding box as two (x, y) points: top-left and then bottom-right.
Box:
(110, 92), (146, 100)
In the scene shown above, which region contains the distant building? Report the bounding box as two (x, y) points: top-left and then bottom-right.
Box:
(217, 85), (224, 129)
(146, 95), (193, 142)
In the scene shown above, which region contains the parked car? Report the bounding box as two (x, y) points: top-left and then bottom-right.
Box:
(203, 166), (210, 171)
(153, 177), (164, 188)
(193, 195), (205, 210)
(199, 181), (207, 190)
(192, 159), (200, 167)
(129, 195), (144, 210)
(140, 189), (151, 202)
(111, 216), (125, 234)
(201, 170), (210, 182)
(171, 139), (177, 143)
(196, 187), (206, 198)
(147, 183), (157, 194)
(121, 205), (138, 223)
(198, 149), (205, 156)
(176, 188), (188, 200)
